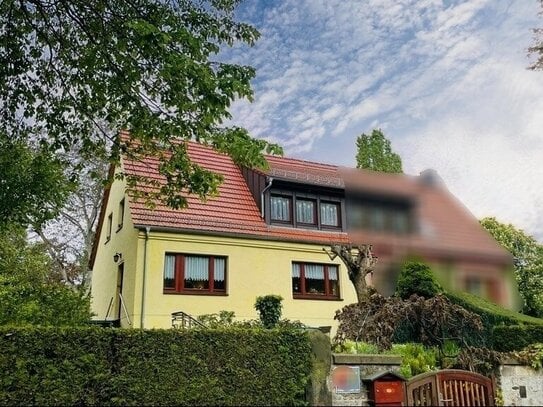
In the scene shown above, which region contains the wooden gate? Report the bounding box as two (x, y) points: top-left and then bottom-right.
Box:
(406, 369), (494, 406)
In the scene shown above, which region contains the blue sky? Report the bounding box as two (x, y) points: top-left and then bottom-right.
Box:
(223, 0), (543, 241)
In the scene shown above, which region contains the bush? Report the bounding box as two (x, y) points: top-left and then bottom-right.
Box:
(0, 326), (312, 406)
(396, 261), (441, 299)
(254, 295), (283, 328)
(492, 325), (543, 352)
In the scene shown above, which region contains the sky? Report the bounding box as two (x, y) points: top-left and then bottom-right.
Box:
(222, 0), (543, 242)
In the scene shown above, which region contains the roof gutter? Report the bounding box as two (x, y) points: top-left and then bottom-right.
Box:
(140, 226), (150, 329)
(261, 177), (273, 218)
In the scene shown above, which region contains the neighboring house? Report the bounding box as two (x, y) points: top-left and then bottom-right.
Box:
(89, 140), (517, 329)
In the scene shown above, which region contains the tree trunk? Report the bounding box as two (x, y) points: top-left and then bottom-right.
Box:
(324, 244), (377, 303)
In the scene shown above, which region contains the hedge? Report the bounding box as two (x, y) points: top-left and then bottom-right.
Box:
(492, 325), (543, 352)
(0, 327), (312, 406)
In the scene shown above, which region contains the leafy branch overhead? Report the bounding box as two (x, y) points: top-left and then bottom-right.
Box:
(1, 0), (282, 208)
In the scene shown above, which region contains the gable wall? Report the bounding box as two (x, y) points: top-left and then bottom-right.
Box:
(90, 168), (140, 326)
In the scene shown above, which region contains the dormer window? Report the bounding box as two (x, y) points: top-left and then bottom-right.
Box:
(296, 199), (316, 225)
(268, 188), (343, 230)
(271, 195), (292, 223)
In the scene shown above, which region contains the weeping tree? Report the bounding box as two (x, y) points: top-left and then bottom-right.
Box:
(323, 244), (377, 303)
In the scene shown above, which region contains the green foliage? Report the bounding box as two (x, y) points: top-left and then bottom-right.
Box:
(1, 0), (282, 209)
(0, 134), (71, 229)
(511, 343), (543, 370)
(492, 325), (543, 352)
(480, 217), (543, 317)
(0, 226), (91, 326)
(197, 310), (236, 328)
(389, 343), (437, 378)
(355, 129), (403, 173)
(0, 326), (312, 406)
(396, 261), (442, 299)
(255, 295), (284, 329)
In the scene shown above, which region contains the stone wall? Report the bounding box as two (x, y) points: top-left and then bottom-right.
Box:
(500, 359), (543, 407)
(329, 354), (404, 406)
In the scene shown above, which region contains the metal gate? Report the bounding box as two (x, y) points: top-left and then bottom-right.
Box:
(406, 369), (494, 406)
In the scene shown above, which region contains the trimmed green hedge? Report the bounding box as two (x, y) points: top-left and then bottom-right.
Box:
(0, 327), (312, 406)
(492, 325), (543, 352)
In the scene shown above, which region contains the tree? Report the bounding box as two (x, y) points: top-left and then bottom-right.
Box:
(355, 129), (403, 173)
(323, 244), (377, 303)
(396, 261), (442, 300)
(0, 132), (72, 230)
(480, 217), (543, 317)
(0, 224), (91, 326)
(32, 151), (109, 290)
(529, 0), (543, 70)
(1, 0), (282, 209)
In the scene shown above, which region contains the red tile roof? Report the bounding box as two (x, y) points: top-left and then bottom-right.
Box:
(122, 141), (510, 262)
(124, 142), (350, 245)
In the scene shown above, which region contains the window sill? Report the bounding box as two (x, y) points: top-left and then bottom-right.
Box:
(293, 294), (343, 301)
(163, 290), (228, 296)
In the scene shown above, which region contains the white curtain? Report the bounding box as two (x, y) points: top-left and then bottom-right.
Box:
(321, 203), (338, 226)
(296, 200), (314, 223)
(328, 265), (338, 281)
(185, 256), (209, 281)
(164, 255), (175, 280)
(271, 196), (290, 220)
(304, 264), (324, 280)
(214, 258), (225, 282)
(292, 263), (301, 278)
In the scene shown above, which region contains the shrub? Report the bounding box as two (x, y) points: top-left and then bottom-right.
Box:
(492, 325), (543, 352)
(0, 326), (312, 406)
(387, 343), (437, 378)
(254, 295), (283, 328)
(396, 261), (441, 299)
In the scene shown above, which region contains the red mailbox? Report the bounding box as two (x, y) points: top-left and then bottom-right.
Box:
(363, 371), (407, 407)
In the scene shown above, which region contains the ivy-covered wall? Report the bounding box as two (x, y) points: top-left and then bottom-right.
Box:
(0, 327), (312, 406)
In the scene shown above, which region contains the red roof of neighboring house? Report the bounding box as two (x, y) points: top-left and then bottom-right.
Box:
(120, 141), (510, 262)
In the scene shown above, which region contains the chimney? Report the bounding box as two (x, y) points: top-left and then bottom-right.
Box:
(419, 168), (444, 188)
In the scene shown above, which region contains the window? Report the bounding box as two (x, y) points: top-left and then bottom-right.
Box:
(296, 199), (316, 225)
(106, 213), (112, 242)
(117, 199), (125, 231)
(292, 262), (340, 299)
(271, 195), (292, 222)
(163, 254), (226, 294)
(320, 202), (340, 227)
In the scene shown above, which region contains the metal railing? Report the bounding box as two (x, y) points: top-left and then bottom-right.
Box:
(171, 310), (206, 330)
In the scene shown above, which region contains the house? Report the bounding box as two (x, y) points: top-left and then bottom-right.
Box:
(89, 139), (518, 330)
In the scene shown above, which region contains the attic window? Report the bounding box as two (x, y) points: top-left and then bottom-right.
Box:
(117, 199), (125, 231)
(106, 213), (112, 243)
(271, 195), (292, 223)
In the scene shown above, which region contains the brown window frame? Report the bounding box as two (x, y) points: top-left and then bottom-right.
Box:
(319, 200), (341, 229)
(292, 262), (341, 300)
(295, 198), (318, 226)
(163, 253), (227, 295)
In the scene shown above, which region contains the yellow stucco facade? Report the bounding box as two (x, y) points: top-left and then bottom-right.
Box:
(90, 175), (358, 330)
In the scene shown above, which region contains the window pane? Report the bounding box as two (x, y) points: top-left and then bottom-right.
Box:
(321, 202), (339, 226)
(292, 263), (301, 293)
(296, 199), (315, 224)
(371, 207), (385, 231)
(184, 256), (209, 289)
(328, 265), (339, 297)
(163, 255), (176, 288)
(214, 258), (226, 290)
(271, 196), (290, 221)
(305, 264), (325, 295)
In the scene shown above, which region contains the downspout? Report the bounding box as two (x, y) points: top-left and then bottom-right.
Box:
(140, 226), (150, 329)
(261, 177), (273, 218)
